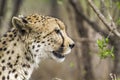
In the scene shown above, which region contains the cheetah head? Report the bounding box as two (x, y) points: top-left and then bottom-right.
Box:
(12, 14), (74, 63)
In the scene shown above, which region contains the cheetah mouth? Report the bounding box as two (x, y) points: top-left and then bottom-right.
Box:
(52, 51), (65, 58)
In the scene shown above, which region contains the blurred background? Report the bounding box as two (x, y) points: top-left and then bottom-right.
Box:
(1, 0), (120, 80)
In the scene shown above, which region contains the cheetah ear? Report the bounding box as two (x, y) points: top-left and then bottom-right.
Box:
(12, 17), (30, 34)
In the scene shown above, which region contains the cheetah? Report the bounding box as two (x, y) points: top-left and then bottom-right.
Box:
(0, 14), (74, 80)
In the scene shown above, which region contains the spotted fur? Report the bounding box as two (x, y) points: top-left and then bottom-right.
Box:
(0, 14), (74, 80)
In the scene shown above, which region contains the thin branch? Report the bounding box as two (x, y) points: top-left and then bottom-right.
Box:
(100, 0), (107, 16)
(87, 0), (120, 38)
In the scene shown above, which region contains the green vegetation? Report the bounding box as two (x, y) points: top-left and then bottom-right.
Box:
(97, 37), (114, 59)
(57, 0), (63, 4)
(69, 62), (75, 68)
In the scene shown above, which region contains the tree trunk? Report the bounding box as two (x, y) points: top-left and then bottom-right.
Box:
(0, 0), (7, 28)
(76, 15), (94, 80)
(9, 0), (23, 27)
(111, 37), (120, 77)
(69, 0), (95, 80)
(50, 0), (59, 18)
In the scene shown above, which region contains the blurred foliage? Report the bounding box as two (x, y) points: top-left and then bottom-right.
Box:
(57, 0), (63, 5)
(116, 1), (120, 9)
(116, 1), (120, 25)
(97, 37), (114, 59)
(69, 62), (75, 68)
(116, 17), (120, 25)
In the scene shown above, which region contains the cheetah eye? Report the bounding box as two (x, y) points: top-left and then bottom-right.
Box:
(55, 29), (60, 34)
(22, 18), (28, 24)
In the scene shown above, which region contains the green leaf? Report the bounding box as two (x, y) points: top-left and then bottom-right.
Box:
(97, 39), (104, 49)
(105, 38), (109, 43)
(97, 38), (107, 49)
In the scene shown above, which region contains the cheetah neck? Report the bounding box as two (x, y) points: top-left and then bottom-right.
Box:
(0, 28), (40, 80)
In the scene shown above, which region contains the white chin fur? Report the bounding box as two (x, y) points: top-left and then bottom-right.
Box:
(64, 49), (71, 55)
(50, 53), (65, 63)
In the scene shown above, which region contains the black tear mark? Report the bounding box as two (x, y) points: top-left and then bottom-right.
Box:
(57, 29), (64, 48)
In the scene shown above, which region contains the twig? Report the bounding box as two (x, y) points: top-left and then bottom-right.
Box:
(87, 0), (120, 38)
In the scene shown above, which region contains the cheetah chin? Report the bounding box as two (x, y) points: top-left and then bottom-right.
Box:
(50, 51), (65, 62)
(50, 48), (72, 62)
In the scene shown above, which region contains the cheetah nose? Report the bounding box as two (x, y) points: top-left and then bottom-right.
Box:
(69, 43), (75, 49)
